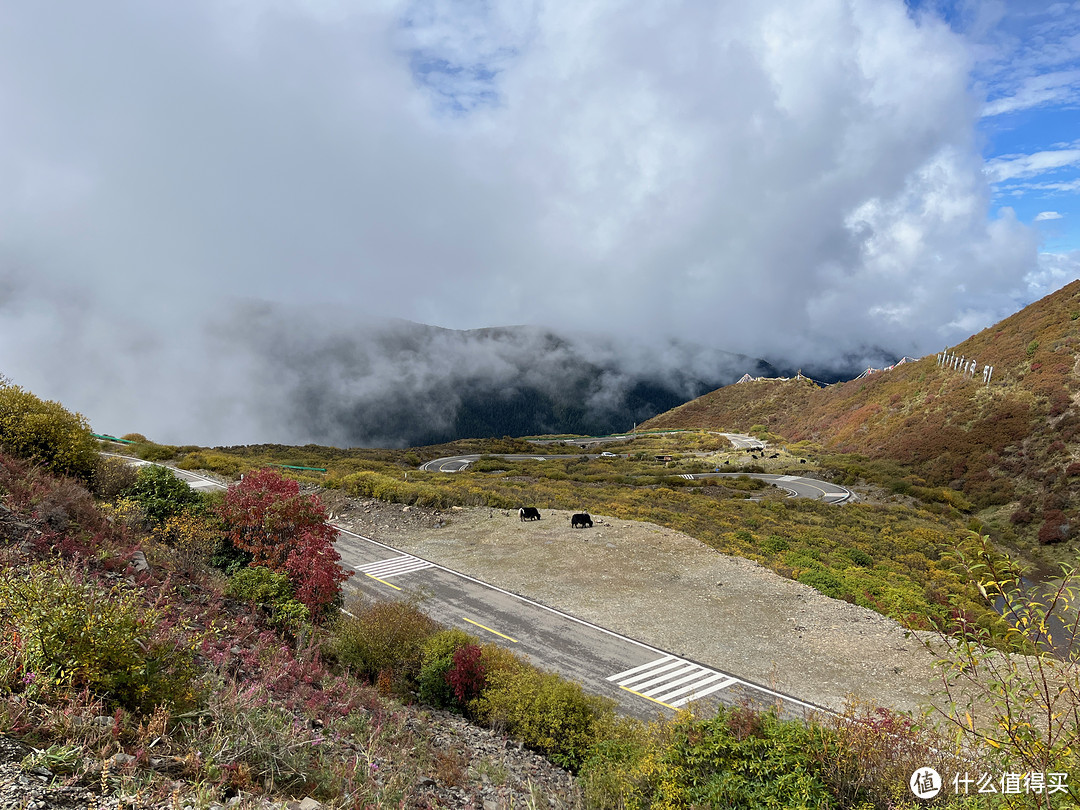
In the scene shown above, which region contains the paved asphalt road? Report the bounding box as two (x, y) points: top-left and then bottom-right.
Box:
(112, 453), (832, 721)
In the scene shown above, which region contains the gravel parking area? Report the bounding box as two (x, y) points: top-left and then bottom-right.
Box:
(325, 495), (950, 718)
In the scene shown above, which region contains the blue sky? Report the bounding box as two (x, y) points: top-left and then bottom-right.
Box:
(909, 0), (1080, 254)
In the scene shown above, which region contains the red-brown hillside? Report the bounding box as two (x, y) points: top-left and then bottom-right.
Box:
(643, 280), (1080, 550)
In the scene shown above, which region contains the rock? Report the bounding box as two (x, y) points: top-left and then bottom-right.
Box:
(149, 756), (186, 773)
(109, 752), (136, 766)
(130, 550), (150, 573)
(298, 799), (323, 810)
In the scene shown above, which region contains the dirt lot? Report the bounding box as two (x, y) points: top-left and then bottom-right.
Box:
(323, 493), (952, 719)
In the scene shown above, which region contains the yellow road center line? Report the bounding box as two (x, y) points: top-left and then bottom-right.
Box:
(619, 685), (676, 710)
(365, 573), (402, 591)
(463, 617), (518, 643)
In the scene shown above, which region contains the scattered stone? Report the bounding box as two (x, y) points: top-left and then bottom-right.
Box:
(130, 550), (149, 574)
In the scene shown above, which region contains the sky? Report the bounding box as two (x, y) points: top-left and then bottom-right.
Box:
(1, 0), (1079, 445)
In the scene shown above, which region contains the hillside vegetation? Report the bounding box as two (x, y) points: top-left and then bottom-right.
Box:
(2, 381), (1036, 809)
(118, 431), (1003, 640)
(642, 280), (1080, 568)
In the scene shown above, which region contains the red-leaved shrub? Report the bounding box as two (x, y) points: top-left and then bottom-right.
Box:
(446, 643), (486, 704)
(218, 468), (350, 618)
(1038, 510), (1071, 544)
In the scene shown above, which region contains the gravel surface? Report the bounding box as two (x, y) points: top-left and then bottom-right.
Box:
(325, 495), (950, 719)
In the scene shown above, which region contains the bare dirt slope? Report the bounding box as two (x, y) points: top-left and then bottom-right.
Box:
(326, 495), (948, 718)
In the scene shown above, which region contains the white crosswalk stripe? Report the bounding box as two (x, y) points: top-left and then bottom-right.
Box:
(355, 555), (434, 579)
(680, 473), (695, 480)
(607, 655), (737, 708)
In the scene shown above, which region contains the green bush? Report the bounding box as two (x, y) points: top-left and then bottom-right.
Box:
(646, 708), (834, 808)
(327, 600), (439, 686)
(227, 566), (310, 631)
(177, 451), (245, 477)
(0, 383), (97, 479)
(126, 463), (201, 525)
(844, 547), (873, 567)
(797, 566), (843, 598)
(417, 628), (475, 709)
(91, 455), (139, 500)
(0, 563), (199, 713)
(471, 664), (615, 771)
(135, 442), (180, 462)
(761, 534), (789, 553)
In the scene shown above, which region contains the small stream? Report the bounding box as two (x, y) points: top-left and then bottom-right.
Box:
(992, 575), (1078, 658)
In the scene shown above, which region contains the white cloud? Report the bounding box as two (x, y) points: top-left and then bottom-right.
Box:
(0, 0), (1059, 443)
(986, 149), (1080, 182)
(1035, 211), (1064, 221)
(1028, 250), (1080, 299)
(982, 68), (1080, 116)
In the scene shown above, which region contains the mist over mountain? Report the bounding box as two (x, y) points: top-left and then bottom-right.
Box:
(216, 308), (784, 447)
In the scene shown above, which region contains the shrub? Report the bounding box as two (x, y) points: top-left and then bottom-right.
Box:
(177, 451), (245, 477)
(844, 547), (873, 567)
(218, 468), (350, 618)
(135, 442), (179, 462)
(760, 534), (789, 553)
(797, 566), (843, 598)
(1038, 510), (1071, 544)
(811, 700), (967, 810)
(935, 534), (1080, 787)
(90, 455), (139, 500)
(126, 463), (201, 525)
(156, 508), (225, 563)
(227, 566), (310, 631)
(32, 474), (108, 538)
(471, 664), (615, 771)
(446, 644), (487, 706)
(1010, 508), (1035, 525)
(0, 562), (198, 713)
(649, 708), (833, 809)
(418, 628), (474, 709)
(0, 383), (97, 479)
(327, 599), (439, 687)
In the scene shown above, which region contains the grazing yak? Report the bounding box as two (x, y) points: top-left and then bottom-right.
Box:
(571, 512), (593, 528)
(519, 507), (541, 522)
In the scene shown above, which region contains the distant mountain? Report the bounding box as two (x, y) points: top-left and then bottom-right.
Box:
(642, 280), (1080, 552)
(246, 318), (783, 447)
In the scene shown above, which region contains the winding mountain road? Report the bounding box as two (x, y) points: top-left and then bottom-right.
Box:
(420, 433), (853, 503)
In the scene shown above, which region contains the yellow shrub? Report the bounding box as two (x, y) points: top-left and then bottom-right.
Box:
(0, 383), (97, 478)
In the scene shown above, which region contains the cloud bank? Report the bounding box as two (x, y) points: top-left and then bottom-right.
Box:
(0, 1), (1072, 445)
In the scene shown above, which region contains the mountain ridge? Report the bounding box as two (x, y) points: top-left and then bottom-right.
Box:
(642, 279), (1080, 557)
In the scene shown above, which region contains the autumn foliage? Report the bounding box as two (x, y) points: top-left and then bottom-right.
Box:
(641, 280), (1080, 549)
(218, 468), (350, 618)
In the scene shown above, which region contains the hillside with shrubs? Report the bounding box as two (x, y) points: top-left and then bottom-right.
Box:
(0, 381), (964, 808)
(642, 280), (1080, 567)
(3, 355), (1080, 804)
